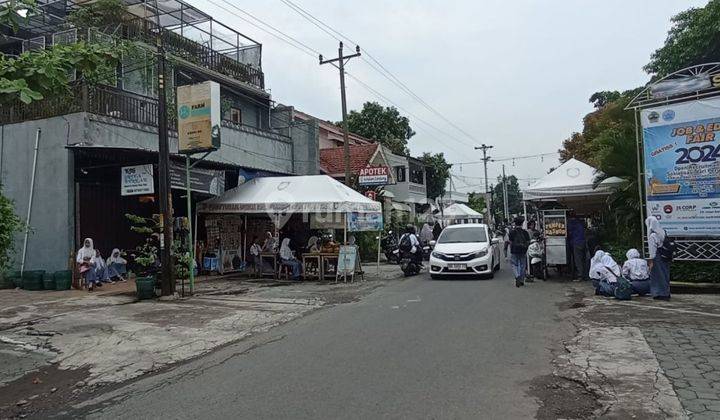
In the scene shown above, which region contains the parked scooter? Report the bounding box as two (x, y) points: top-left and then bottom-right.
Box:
(397, 248), (422, 276)
(527, 232), (546, 280)
(381, 231), (399, 263)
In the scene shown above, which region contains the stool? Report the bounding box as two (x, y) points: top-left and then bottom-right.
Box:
(278, 263), (291, 281)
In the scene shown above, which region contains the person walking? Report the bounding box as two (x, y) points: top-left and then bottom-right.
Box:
(508, 217), (531, 287)
(646, 216), (671, 300)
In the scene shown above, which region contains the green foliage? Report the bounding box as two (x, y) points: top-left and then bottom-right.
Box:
(645, 0), (720, 78)
(66, 0), (127, 30)
(671, 261), (720, 283)
(353, 231), (379, 261)
(420, 152), (452, 200)
(490, 175), (522, 223)
(345, 102), (415, 155)
(467, 192), (486, 214)
(0, 41), (122, 104)
(0, 185), (24, 272)
(125, 214), (159, 274)
(0, 0), (38, 34)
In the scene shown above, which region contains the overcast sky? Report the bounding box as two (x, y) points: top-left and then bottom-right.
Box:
(191, 0), (707, 191)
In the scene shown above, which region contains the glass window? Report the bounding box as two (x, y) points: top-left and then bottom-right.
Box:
(395, 166), (406, 182)
(437, 227), (488, 243)
(409, 162), (424, 184)
(226, 107), (242, 124)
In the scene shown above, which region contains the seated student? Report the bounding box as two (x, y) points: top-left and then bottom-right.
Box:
(279, 238), (302, 280)
(591, 253), (621, 297)
(76, 238), (102, 291)
(622, 248), (650, 296)
(94, 250), (112, 284)
(306, 236), (320, 253)
(249, 236), (262, 274)
(262, 231), (277, 253)
(106, 248), (128, 282)
(588, 249), (605, 290)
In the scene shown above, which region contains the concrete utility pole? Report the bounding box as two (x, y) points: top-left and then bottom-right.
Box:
(474, 144), (493, 225)
(155, 14), (174, 296)
(320, 42), (361, 186)
(502, 164), (510, 222)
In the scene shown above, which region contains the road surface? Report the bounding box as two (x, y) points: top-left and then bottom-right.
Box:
(77, 267), (573, 419)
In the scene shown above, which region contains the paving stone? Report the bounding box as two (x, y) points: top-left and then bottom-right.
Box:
(685, 370), (708, 379)
(666, 369), (686, 379)
(703, 372), (720, 381)
(676, 389), (698, 400)
(683, 399), (708, 413)
(674, 379), (691, 389)
(692, 412), (720, 420)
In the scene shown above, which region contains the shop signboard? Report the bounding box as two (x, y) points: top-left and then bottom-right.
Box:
(177, 81), (221, 154)
(347, 212), (384, 232)
(169, 162), (225, 196)
(358, 166), (390, 186)
(121, 164), (154, 196)
(641, 97), (720, 236)
(542, 210), (567, 265)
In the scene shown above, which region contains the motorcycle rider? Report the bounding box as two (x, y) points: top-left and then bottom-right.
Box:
(399, 225), (422, 266)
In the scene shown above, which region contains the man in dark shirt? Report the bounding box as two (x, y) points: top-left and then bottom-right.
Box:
(567, 215), (587, 280)
(508, 217), (531, 287)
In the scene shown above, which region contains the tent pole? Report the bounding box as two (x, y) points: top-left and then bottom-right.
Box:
(243, 215), (247, 263)
(377, 232), (381, 279)
(343, 213), (347, 244)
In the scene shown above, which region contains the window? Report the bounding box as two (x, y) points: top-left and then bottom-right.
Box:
(438, 227), (488, 243)
(395, 166), (406, 182)
(226, 107), (242, 124)
(409, 162), (425, 185)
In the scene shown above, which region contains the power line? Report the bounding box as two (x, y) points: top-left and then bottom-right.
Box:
(449, 151), (559, 165)
(276, 0), (479, 144)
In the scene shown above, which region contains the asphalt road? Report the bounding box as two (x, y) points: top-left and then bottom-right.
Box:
(78, 266), (573, 420)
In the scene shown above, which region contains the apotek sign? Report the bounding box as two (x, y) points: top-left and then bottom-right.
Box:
(358, 166), (389, 186)
(641, 97), (720, 236)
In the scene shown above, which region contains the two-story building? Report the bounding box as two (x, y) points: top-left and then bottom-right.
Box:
(383, 152), (428, 220)
(0, 0), (318, 271)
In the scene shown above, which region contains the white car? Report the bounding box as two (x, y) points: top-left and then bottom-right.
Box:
(429, 223), (501, 279)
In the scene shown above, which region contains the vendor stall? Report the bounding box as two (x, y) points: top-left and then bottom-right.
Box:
(522, 158), (624, 268)
(197, 175), (383, 281)
(438, 203), (483, 226)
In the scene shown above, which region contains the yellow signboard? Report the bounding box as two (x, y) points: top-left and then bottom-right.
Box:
(177, 81), (221, 154)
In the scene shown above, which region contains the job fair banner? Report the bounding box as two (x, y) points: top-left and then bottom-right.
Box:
(641, 97), (720, 236)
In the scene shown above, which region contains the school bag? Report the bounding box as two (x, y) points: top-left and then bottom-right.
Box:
(511, 227), (529, 253)
(606, 267), (632, 300)
(658, 234), (676, 262)
(399, 234), (413, 253)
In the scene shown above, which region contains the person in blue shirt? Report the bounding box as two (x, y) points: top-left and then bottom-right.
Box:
(567, 215), (587, 280)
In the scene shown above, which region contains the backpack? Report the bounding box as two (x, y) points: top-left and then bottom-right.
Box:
(658, 234), (676, 261)
(511, 227), (529, 252)
(399, 234), (413, 252)
(613, 277), (633, 300)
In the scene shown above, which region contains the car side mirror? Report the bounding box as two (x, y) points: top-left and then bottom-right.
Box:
(429, 240), (436, 247)
(491, 238), (500, 245)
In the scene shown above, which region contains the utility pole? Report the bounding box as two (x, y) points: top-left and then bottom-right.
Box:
(320, 42), (361, 186)
(474, 144), (493, 225)
(156, 21), (174, 296)
(502, 164), (510, 222)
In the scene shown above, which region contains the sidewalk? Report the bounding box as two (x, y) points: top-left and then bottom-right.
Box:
(556, 284), (720, 419)
(0, 263), (403, 418)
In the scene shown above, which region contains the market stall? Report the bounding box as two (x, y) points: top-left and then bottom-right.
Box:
(438, 203), (484, 226)
(197, 175), (383, 281)
(522, 158), (624, 267)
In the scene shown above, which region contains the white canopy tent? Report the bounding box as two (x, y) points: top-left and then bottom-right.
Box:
(522, 158), (624, 213)
(438, 203), (484, 225)
(198, 175), (381, 214)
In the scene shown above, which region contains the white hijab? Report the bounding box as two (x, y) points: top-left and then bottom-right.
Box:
(588, 250), (605, 279)
(420, 224), (433, 242)
(107, 248), (126, 265)
(598, 253), (621, 282)
(280, 238), (293, 260)
(622, 248), (649, 280)
(645, 216), (666, 242)
(77, 238), (95, 262)
(307, 236), (318, 250)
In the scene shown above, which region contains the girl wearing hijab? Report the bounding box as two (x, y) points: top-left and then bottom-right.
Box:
(306, 236), (320, 253)
(94, 250), (112, 284)
(588, 249), (605, 290)
(590, 252), (621, 297)
(262, 231), (277, 253)
(76, 238), (101, 291)
(622, 248), (650, 296)
(419, 223), (433, 244)
(106, 248), (128, 282)
(645, 216), (670, 300)
(280, 238), (302, 280)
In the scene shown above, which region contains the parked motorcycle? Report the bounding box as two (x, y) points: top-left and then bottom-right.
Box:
(381, 231), (399, 263)
(395, 248), (422, 276)
(527, 233), (546, 280)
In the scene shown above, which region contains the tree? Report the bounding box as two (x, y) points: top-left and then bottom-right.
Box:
(0, 185), (23, 272)
(491, 175), (522, 223)
(645, 0), (720, 78)
(589, 91), (622, 109)
(420, 152), (452, 200)
(558, 132), (590, 164)
(0, 0), (38, 34)
(344, 102), (415, 155)
(467, 192), (486, 214)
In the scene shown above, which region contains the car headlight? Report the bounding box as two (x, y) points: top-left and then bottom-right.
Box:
(431, 251), (444, 259)
(472, 249), (488, 258)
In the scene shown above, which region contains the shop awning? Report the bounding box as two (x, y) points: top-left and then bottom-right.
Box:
(522, 158), (625, 201)
(197, 175), (381, 214)
(439, 203), (483, 219)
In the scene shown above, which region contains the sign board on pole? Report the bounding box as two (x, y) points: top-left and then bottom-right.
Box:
(641, 97), (720, 236)
(358, 166), (390, 186)
(177, 81), (221, 154)
(169, 162), (225, 196)
(121, 164), (154, 196)
(347, 212), (384, 232)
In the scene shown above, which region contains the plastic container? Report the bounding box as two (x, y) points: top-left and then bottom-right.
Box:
(42, 272), (56, 290)
(54, 270), (72, 291)
(135, 276), (155, 300)
(9, 270), (22, 288)
(22, 270), (45, 291)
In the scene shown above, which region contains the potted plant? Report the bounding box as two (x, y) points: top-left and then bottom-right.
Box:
(126, 214), (160, 299)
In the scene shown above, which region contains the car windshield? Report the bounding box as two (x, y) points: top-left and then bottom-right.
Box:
(437, 227), (488, 243)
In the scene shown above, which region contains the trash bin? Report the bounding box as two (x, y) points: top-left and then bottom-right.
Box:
(135, 276), (155, 300)
(54, 270), (72, 291)
(23, 270), (45, 291)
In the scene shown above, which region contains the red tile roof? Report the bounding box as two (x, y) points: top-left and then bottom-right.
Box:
(320, 143), (380, 175)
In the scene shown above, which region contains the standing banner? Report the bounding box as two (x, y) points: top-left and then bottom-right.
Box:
(177, 81), (221, 154)
(641, 97), (720, 236)
(121, 164), (154, 196)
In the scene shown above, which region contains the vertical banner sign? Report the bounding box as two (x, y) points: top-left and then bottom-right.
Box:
(177, 81), (221, 154)
(641, 97), (720, 236)
(121, 164), (154, 196)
